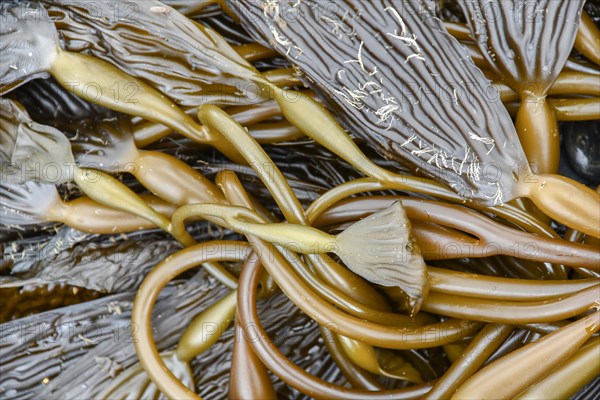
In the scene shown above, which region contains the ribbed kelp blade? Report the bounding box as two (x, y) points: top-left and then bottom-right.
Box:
(230, 0), (529, 205)
(336, 202), (429, 314)
(43, 0), (265, 106)
(459, 0), (585, 95)
(162, 0), (224, 18)
(0, 1), (59, 92)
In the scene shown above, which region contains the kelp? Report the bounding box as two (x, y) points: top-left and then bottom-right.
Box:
(575, 9), (600, 66)
(0, 1), (58, 92)
(451, 310), (600, 399)
(43, 0), (263, 107)
(0, 1), (245, 162)
(460, 1), (584, 94)
(1, 268), (343, 399)
(230, 0), (527, 203)
(232, 0), (600, 237)
(2, 1), (600, 399)
(0, 180), (177, 234)
(459, 0), (585, 174)
(0, 98), (188, 244)
(70, 115), (227, 207)
(1, 233), (180, 293)
(10, 77), (110, 132)
(173, 202), (430, 312)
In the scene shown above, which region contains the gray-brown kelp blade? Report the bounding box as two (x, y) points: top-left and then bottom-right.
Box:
(70, 115), (139, 173)
(0, 1), (59, 92)
(43, 0), (264, 106)
(459, 0), (585, 95)
(230, 0), (528, 206)
(0, 98), (75, 185)
(336, 202), (429, 315)
(0, 181), (60, 226)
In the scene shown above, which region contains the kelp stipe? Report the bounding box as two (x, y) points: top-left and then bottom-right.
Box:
(575, 10), (600, 66)
(44, 0), (263, 107)
(132, 241), (251, 400)
(48, 49), (244, 163)
(0, 98), (191, 245)
(451, 310), (600, 399)
(173, 201), (429, 315)
(72, 116), (227, 207)
(517, 337), (600, 399)
(0, 180), (176, 234)
(337, 334), (423, 383)
(230, 315), (277, 400)
(425, 324), (513, 400)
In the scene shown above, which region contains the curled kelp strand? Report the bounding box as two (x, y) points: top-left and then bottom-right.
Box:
(132, 240), (251, 400)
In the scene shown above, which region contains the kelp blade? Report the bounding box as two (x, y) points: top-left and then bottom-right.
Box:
(0, 1), (59, 92)
(230, 0), (529, 206)
(459, 0), (585, 95)
(43, 0), (265, 106)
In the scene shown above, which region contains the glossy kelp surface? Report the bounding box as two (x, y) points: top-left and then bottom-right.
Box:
(44, 0), (265, 106)
(231, 0), (528, 205)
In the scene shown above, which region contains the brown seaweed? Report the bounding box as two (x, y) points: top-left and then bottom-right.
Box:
(459, 0), (585, 174)
(43, 0), (264, 107)
(231, 0), (600, 237)
(230, 0), (527, 204)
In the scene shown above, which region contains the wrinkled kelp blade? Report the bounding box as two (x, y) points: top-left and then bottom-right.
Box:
(230, 0), (528, 205)
(0, 1), (58, 91)
(11, 77), (110, 131)
(43, 0), (263, 106)
(459, 0), (585, 95)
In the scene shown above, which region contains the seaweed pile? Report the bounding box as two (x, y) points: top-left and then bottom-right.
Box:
(1, 0), (599, 399)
